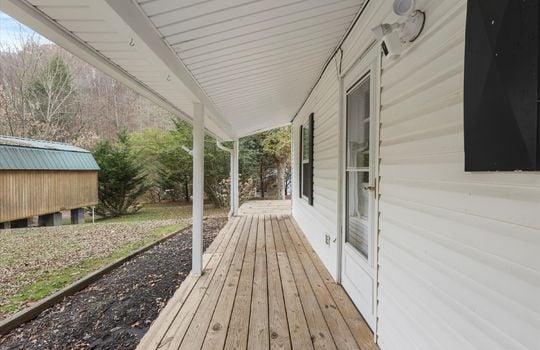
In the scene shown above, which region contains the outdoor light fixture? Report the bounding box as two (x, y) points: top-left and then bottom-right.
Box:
(393, 0), (416, 16)
(371, 0), (426, 59)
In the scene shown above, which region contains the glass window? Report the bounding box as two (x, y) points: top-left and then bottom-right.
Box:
(300, 114), (314, 203)
(346, 77), (370, 169)
(345, 74), (371, 258)
(346, 171), (369, 257)
(302, 126), (310, 163)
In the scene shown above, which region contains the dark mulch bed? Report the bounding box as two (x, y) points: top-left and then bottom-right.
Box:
(0, 216), (228, 350)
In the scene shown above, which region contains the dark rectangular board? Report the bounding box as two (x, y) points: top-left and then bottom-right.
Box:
(464, 0), (539, 171)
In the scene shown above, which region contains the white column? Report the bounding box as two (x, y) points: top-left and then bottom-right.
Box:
(192, 102), (204, 276)
(231, 139), (239, 216)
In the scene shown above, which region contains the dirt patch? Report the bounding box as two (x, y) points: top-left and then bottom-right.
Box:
(0, 216), (227, 350)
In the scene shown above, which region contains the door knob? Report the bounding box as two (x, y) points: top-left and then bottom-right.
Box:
(362, 185), (376, 192)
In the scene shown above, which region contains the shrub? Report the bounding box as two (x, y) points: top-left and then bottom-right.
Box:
(92, 129), (149, 217)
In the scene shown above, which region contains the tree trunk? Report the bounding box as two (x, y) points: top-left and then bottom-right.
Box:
(276, 160), (286, 200)
(184, 182), (190, 203)
(259, 161), (265, 199)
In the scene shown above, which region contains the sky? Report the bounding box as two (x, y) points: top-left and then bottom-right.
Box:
(0, 11), (50, 49)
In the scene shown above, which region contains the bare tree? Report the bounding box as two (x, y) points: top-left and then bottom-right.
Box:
(0, 24), (174, 143)
(0, 28), (43, 137)
(25, 53), (80, 141)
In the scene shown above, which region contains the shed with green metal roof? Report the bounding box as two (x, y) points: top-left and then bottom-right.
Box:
(0, 136), (99, 227)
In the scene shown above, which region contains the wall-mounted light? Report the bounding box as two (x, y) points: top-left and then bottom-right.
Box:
(393, 0), (416, 16)
(395, 0), (426, 42)
(371, 0), (426, 59)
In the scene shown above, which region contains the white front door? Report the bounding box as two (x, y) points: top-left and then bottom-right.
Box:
(340, 47), (379, 330)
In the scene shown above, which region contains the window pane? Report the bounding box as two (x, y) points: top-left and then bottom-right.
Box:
(302, 163), (310, 198)
(346, 171), (369, 258)
(347, 77), (370, 168)
(302, 126), (310, 162)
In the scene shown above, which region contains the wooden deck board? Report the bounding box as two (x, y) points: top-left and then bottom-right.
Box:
(272, 215), (314, 350)
(138, 201), (377, 350)
(277, 215), (337, 350)
(137, 217), (239, 350)
(286, 218), (378, 350)
(281, 215), (358, 349)
(180, 216), (250, 350)
(265, 215), (291, 350)
(201, 216), (251, 350)
(159, 218), (244, 350)
(248, 215), (269, 349)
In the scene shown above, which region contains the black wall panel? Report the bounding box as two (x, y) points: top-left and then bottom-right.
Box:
(464, 0), (539, 171)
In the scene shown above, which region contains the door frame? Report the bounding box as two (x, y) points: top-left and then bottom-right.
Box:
(337, 44), (381, 334)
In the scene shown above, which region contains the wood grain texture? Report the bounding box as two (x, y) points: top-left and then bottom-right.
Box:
(137, 201), (376, 350)
(0, 170), (98, 222)
(265, 215), (291, 350)
(247, 214), (269, 349)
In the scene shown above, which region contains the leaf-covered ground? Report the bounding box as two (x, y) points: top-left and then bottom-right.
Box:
(0, 202), (227, 319)
(0, 217), (227, 350)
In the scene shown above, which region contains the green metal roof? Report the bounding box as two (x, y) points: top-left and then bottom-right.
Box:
(0, 136), (100, 171)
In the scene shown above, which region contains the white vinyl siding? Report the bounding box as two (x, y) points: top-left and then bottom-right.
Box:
(376, 1), (540, 348)
(293, 62), (340, 279)
(292, 0), (540, 349)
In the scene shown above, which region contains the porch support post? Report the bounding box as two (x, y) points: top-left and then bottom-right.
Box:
(231, 139), (239, 216)
(192, 102), (204, 276)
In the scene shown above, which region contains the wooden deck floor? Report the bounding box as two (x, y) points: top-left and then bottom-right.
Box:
(138, 201), (377, 350)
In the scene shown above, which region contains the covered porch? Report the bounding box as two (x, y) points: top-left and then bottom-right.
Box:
(137, 200), (377, 350)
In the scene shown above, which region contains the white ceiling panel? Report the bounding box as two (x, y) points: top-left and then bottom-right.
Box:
(138, 0), (365, 136)
(3, 0), (365, 138)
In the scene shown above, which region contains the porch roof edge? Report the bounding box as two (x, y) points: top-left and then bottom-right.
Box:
(0, 0), (236, 141)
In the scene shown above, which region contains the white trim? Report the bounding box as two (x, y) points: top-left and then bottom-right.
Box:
(232, 140), (239, 216)
(372, 49), (382, 341)
(238, 121), (292, 138)
(191, 102), (205, 277)
(343, 73), (376, 267)
(108, 0), (235, 139)
(215, 140), (237, 217)
(338, 45), (381, 334)
(336, 54), (345, 283)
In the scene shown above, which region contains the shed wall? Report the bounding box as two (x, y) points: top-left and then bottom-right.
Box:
(292, 0), (540, 349)
(0, 171), (98, 222)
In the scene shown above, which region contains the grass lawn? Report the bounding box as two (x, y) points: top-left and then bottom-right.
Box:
(93, 202), (226, 223)
(0, 202), (227, 320)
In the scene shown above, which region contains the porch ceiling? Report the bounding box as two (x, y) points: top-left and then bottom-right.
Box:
(1, 0), (365, 139)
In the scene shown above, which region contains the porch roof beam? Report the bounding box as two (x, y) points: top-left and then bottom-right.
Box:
(0, 0), (235, 141)
(102, 0), (235, 140)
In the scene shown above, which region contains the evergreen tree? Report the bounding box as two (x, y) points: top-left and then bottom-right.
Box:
(93, 129), (149, 217)
(156, 119), (193, 202)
